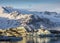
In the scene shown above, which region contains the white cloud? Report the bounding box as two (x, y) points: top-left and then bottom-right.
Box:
(20, 4), (60, 13)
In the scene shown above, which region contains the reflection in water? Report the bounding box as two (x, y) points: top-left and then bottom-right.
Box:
(0, 36), (60, 43)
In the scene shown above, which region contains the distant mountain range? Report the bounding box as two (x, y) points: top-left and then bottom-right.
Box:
(0, 6), (60, 30)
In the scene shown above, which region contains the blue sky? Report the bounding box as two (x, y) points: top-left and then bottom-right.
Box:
(0, 0), (60, 12)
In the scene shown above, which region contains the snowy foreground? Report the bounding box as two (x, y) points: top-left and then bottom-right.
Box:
(0, 6), (60, 30)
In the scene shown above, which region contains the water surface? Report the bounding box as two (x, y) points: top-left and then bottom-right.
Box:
(0, 36), (60, 43)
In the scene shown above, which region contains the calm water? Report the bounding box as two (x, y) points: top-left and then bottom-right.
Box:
(0, 36), (60, 43)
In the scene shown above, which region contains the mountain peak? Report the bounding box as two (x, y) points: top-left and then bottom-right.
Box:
(0, 6), (4, 13)
(0, 6), (14, 14)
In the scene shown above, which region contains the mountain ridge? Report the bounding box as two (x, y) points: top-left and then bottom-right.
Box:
(0, 6), (60, 30)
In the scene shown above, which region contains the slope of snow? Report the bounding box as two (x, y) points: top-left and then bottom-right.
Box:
(0, 17), (20, 29)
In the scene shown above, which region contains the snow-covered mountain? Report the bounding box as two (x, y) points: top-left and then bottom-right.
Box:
(0, 6), (60, 30)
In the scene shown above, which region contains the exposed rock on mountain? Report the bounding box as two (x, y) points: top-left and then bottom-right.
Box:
(0, 27), (27, 37)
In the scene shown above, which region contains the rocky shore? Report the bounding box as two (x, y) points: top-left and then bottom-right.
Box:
(0, 27), (27, 37)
